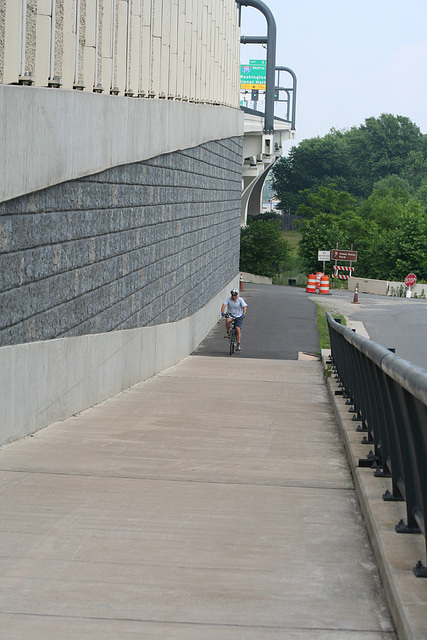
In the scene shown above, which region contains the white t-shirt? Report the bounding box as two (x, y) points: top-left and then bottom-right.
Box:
(224, 296), (247, 317)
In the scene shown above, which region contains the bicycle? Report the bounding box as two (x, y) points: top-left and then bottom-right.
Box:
(224, 313), (238, 355)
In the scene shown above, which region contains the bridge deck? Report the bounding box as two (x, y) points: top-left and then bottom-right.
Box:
(1, 351), (397, 638)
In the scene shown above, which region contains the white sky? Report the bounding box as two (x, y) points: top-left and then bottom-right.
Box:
(239, 0), (427, 147)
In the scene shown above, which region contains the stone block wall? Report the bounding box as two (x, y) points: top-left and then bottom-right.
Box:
(0, 136), (243, 347)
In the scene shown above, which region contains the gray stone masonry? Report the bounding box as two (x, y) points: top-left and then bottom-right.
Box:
(0, 137), (243, 346)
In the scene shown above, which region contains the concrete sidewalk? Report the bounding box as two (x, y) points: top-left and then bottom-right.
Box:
(0, 355), (396, 639)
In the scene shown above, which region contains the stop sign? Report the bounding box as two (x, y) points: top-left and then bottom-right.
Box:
(405, 273), (417, 287)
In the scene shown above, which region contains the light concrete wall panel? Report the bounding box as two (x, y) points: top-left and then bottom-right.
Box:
(62, 30), (75, 86)
(169, 0), (178, 97)
(140, 0), (152, 95)
(160, 0), (171, 97)
(101, 0), (112, 57)
(34, 13), (50, 86)
(183, 6), (192, 100)
(191, 0), (199, 100)
(80, 0), (96, 89)
(169, 50), (177, 99)
(115, 0), (127, 92)
(82, 42), (95, 90)
(152, 0), (162, 37)
(201, 3), (208, 101)
(99, 0), (113, 91)
(176, 0), (185, 98)
(128, 0), (141, 94)
(38, 0), (51, 13)
(142, 0), (152, 27)
(151, 31), (161, 96)
(135, 0), (144, 94)
(140, 23), (151, 94)
(84, 0), (96, 47)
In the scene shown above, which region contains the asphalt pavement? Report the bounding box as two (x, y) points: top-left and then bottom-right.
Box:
(312, 289), (427, 370)
(194, 283), (427, 369)
(193, 283), (319, 359)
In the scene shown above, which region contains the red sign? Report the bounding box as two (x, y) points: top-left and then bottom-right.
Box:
(331, 250), (357, 262)
(404, 273), (417, 287)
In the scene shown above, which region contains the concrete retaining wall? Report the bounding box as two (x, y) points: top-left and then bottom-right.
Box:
(0, 135), (243, 445)
(348, 277), (389, 296)
(0, 280), (237, 446)
(0, 137), (243, 347)
(348, 276), (427, 297)
(388, 281), (427, 298)
(241, 271), (272, 285)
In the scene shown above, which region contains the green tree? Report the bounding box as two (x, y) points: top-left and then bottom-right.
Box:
(271, 114), (426, 213)
(402, 150), (427, 190)
(416, 181), (427, 210)
(271, 131), (350, 213)
(296, 186), (357, 274)
(298, 213), (348, 275)
(382, 201), (427, 280)
(297, 184), (357, 218)
(351, 190), (427, 280)
(240, 218), (289, 278)
(346, 114), (425, 195)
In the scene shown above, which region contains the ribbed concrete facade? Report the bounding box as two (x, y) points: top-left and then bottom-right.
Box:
(0, 137), (243, 347)
(0, 0), (240, 106)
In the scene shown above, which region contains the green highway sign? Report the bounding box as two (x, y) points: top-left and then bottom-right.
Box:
(241, 59), (266, 90)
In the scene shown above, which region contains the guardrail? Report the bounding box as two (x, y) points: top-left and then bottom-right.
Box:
(326, 312), (427, 577)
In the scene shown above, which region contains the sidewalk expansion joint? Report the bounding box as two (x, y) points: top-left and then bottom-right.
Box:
(0, 466), (355, 491)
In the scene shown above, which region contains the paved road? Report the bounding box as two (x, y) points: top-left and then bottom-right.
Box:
(194, 282), (427, 369)
(313, 289), (427, 370)
(193, 283), (319, 359)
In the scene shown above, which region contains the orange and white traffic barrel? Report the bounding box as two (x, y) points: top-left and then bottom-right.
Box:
(306, 274), (316, 293)
(319, 275), (330, 295)
(315, 272), (323, 292)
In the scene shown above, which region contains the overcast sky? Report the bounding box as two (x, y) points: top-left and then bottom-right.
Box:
(239, 0), (427, 148)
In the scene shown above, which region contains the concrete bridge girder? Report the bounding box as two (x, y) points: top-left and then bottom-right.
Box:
(241, 113), (295, 225)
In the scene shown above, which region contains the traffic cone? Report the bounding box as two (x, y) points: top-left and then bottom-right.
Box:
(351, 285), (360, 304)
(239, 273), (244, 291)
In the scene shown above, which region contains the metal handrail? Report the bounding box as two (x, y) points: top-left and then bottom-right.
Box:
(240, 105), (289, 124)
(326, 312), (427, 577)
(275, 66), (297, 130)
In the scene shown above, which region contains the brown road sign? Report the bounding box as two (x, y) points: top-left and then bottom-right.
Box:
(332, 250), (357, 262)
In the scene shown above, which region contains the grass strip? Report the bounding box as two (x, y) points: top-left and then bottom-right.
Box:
(316, 304), (346, 351)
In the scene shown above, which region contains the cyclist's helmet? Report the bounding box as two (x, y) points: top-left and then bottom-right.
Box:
(231, 288), (238, 295)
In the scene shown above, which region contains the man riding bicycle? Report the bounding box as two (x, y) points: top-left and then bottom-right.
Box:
(221, 288), (247, 352)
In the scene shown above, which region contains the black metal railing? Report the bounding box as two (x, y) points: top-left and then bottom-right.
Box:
(326, 312), (427, 577)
